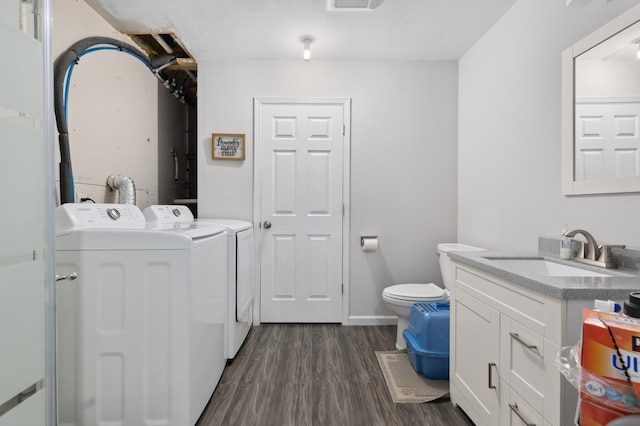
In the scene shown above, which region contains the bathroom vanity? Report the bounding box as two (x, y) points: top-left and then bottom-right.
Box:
(446, 243), (640, 426)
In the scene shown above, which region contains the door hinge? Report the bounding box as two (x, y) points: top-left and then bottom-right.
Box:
(341, 283), (344, 294)
(343, 124), (345, 136)
(342, 204), (345, 216)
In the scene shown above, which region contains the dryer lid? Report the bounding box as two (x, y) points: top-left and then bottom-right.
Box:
(383, 283), (446, 301)
(196, 218), (253, 232)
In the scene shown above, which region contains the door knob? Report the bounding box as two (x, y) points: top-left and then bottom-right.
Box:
(263, 220), (272, 229)
(56, 272), (78, 282)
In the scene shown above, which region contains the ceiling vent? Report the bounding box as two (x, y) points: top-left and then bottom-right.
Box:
(328, 0), (383, 11)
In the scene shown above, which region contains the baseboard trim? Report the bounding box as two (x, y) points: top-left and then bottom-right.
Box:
(347, 315), (397, 326)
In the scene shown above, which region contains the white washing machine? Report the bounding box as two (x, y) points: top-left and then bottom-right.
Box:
(197, 218), (254, 359)
(56, 203), (227, 426)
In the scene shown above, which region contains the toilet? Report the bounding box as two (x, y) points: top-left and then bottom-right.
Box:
(382, 243), (484, 350)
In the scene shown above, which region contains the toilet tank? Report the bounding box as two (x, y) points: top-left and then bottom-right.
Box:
(437, 243), (484, 289)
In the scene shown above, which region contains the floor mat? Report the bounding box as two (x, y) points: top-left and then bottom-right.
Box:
(375, 350), (450, 403)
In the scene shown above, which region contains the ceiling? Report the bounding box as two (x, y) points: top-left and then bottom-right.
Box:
(578, 19), (640, 60)
(125, 32), (198, 105)
(82, 0), (518, 104)
(84, 0), (517, 61)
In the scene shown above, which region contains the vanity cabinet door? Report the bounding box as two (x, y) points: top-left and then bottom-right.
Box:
(451, 286), (500, 426)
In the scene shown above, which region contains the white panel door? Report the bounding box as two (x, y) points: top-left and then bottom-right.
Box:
(258, 100), (345, 323)
(575, 101), (640, 180)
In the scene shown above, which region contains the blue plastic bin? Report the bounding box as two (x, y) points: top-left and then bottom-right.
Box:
(403, 301), (450, 380)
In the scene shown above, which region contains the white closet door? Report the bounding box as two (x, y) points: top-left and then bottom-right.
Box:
(257, 100), (346, 323)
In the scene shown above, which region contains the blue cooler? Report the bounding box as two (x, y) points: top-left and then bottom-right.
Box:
(402, 301), (450, 380)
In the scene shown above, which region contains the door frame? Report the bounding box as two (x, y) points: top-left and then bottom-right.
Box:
(252, 97), (351, 325)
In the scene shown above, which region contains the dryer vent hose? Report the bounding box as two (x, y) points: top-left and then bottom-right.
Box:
(107, 175), (136, 205)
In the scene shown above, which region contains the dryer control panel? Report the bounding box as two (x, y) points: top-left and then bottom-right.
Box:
(143, 205), (194, 225)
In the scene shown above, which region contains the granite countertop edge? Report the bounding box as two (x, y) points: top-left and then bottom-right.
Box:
(448, 250), (640, 300)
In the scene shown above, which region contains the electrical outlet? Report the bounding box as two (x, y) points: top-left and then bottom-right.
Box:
(76, 192), (88, 203)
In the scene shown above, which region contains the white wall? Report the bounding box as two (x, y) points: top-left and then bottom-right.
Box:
(197, 60), (459, 321)
(577, 59), (640, 97)
(53, 0), (184, 209)
(458, 0), (640, 251)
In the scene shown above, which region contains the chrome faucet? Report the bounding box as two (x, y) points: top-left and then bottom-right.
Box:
(563, 229), (599, 261)
(562, 229), (625, 268)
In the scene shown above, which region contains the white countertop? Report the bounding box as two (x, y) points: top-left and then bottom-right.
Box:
(448, 250), (640, 300)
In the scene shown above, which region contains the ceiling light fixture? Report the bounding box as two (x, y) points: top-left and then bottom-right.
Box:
(633, 38), (640, 59)
(300, 35), (314, 62)
(328, 0), (383, 11)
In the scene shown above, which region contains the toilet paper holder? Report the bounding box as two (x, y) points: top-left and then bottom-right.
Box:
(361, 236), (378, 251)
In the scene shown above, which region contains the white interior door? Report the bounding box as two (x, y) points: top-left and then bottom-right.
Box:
(256, 99), (348, 323)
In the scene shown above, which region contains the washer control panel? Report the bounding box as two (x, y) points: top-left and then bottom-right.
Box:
(56, 203), (146, 231)
(106, 208), (121, 221)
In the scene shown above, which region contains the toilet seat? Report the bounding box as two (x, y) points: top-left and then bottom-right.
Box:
(383, 283), (446, 301)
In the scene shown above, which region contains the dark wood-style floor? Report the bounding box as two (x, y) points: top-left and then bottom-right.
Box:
(196, 324), (474, 426)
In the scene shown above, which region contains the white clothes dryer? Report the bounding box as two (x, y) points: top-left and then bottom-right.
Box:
(144, 206), (254, 360)
(56, 203), (226, 426)
(197, 218), (254, 359)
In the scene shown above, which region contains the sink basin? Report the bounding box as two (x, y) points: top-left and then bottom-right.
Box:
(487, 258), (612, 277)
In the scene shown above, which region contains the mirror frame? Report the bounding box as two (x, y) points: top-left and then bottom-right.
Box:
(561, 3), (640, 195)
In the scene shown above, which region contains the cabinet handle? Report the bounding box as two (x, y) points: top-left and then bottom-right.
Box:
(488, 362), (497, 389)
(509, 403), (536, 426)
(510, 332), (539, 353)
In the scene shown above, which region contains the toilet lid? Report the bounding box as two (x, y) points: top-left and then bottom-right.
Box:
(383, 283), (446, 301)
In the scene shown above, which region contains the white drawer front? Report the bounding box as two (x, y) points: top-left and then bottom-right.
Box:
(501, 316), (546, 413)
(501, 382), (544, 426)
(500, 316), (562, 424)
(455, 266), (545, 334)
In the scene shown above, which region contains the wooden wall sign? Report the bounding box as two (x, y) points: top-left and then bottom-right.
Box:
(212, 133), (245, 160)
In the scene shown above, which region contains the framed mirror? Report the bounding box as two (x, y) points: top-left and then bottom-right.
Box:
(562, 4), (640, 195)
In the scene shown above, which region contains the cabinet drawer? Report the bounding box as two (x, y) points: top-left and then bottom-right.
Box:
(500, 316), (561, 424)
(455, 265), (545, 335)
(501, 382), (544, 426)
(501, 316), (546, 413)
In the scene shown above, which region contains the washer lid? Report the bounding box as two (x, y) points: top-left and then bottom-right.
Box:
(383, 283), (445, 301)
